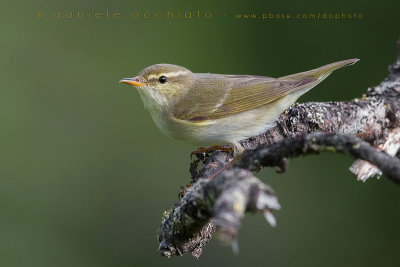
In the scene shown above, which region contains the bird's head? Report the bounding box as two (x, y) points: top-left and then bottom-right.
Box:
(120, 64), (194, 112)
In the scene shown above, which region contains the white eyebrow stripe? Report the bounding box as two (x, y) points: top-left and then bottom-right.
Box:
(147, 70), (190, 80)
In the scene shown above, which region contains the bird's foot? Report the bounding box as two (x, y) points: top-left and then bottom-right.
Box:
(207, 155), (242, 180)
(190, 145), (233, 161)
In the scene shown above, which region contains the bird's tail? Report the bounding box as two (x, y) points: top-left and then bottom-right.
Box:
(279, 58), (359, 80)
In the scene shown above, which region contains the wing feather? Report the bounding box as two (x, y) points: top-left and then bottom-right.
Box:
(173, 59), (358, 121)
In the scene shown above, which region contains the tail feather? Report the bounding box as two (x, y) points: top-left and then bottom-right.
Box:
(279, 58), (359, 80)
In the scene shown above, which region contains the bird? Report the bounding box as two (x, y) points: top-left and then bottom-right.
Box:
(120, 59), (359, 159)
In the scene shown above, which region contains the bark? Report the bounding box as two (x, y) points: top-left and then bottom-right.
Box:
(157, 41), (400, 258)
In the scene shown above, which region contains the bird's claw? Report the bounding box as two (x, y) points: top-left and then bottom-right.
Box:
(190, 145), (233, 161)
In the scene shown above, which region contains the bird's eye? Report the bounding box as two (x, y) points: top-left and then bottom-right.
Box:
(159, 75), (167, 84)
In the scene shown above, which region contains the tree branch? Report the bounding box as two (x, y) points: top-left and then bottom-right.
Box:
(158, 167), (280, 258)
(238, 132), (400, 184)
(157, 41), (400, 258)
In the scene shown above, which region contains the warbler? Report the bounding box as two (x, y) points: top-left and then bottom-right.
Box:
(120, 59), (358, 156)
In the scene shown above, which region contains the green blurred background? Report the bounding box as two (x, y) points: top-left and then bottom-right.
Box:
(1, 0), (399, 266)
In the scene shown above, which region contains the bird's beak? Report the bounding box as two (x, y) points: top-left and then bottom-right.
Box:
(119, 76), (145, 87)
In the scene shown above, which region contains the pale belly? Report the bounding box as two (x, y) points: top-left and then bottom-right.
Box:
(150, 92), (302, 147)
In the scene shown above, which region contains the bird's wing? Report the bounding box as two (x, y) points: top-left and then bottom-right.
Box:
(173, 59), (358, 122)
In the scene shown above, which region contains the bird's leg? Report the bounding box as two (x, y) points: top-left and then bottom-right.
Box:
(190, 143), (244, 180)
(190, 145), (233, 160)
(207, 155), (242, 180)
(207, 143), (245, 180)
(182, 153), (242, 198)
